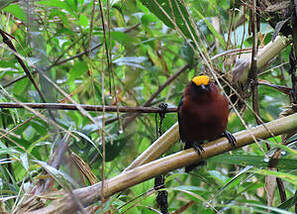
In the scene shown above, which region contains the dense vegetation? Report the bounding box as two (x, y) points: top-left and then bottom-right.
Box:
(0, 0), (297, 213)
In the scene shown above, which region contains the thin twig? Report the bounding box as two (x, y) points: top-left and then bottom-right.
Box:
(249, 0), (261, 125)
(172, 201), (194, 214)
(3, 43), (103, 88)
(88, 0), (96, 50)
(123, 64), (191, 128)
(0, 29), (46, 103)
(276, 177), (287, 202)
(0, 102), (177, 113)
(98, 0), (112, 94)
(51, 42), (103, 68)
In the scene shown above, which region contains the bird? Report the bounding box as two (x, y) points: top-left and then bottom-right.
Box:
(177, 75), (236, 172)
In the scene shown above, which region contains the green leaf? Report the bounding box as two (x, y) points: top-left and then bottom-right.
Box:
(180, 41), (195, 65)
(34, 160), (80, 190)
(49, 10), (69, 26)
(36, 0), (72, 12)
(139, 0), (197, 41)
(277, 191), (297, 212)
(210, 154), (297, 170)
(0, 0), (18, 10)
(268, 141), (297, 156)
(193, 8), (226, 47)
(20, 153), (29, 172)
(13, 78), (28, 96)
(248, 203), (294, 214)
(79, 15), (88, 28)
(141, 14), (158, 27)
(254, 169), (297, 186)
(209, 166), (252, 203)
(72, 130), (102, 158)
(3, 4), (27, 21)
(110, 31), (138, 45)
(69, 61), (88, 80)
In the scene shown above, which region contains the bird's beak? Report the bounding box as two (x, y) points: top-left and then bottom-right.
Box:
(199, 84), (209, 93)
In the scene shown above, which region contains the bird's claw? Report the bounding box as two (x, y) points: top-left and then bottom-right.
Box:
(223, 130), (236, 147)
(192, 142), (204, 155)
(185, 142), (205, 172)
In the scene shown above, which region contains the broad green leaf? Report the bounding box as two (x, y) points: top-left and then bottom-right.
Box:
(36, 0), (71, 12)
(268, 142), (297, 156)
(216, 203), (294, 214)
(34, 160), (80, 190)
(248, 203), (294, 214)
(69, 61), (88, 80)
(277, 191), (297, 212)
(49, 10), (69, 26)
(210, 154), (297, 170)
(254, 169), (297, 186)
(71, 130), (102, 158)
(110, 31), (138, 45)
(0, 0), (18, 10)
(208, 166), (252, 203)
(66, 0), (78, 12)
(139, 0), (197, 41)
(193, 8), (226, 47)
(171, 187), (208, 203)
(141, 14), (158, 27)
(3, 4), (26, 22)
(180, 41), (195, 65)
(79, 15), (88, 28)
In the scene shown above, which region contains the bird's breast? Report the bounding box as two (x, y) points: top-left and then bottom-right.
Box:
(179, 95), (229, 142)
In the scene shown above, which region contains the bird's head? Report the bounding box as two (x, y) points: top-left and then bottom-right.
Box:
(191, 75), (211, 93)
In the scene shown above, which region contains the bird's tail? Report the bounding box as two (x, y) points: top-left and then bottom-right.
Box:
(185, 160), (206, 173)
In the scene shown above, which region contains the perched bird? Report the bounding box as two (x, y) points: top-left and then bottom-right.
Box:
(178, 75), (236, 172)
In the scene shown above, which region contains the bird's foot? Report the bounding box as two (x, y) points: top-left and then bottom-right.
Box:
(192, 142), (204, 155)
(184, 142), (204, 172)
(222, 130), (236, 147)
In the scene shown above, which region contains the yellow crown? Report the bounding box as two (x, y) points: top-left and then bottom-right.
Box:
(192, 75), (210, 86)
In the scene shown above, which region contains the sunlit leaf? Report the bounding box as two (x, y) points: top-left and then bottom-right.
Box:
(3, 4), (26, 21)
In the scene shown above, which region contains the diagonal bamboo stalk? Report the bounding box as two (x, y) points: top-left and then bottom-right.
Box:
(26, 113), (297, 214)
(124, 122), (179, 171)
(232, 35), (291, 85)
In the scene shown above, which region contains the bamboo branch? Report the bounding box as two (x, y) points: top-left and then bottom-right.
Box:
(26, 113), (297, 214)
(0, 103), (177, 113)
(232, 35), (291, 85)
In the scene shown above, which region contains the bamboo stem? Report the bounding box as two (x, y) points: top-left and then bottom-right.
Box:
(232, 35), (291, 84)
(124, 122), (179, 171)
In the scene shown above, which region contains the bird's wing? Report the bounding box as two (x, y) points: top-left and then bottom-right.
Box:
(177, 96), (186, 142)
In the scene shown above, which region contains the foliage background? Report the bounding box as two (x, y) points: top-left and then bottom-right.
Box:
(0, 0), (297, 213)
